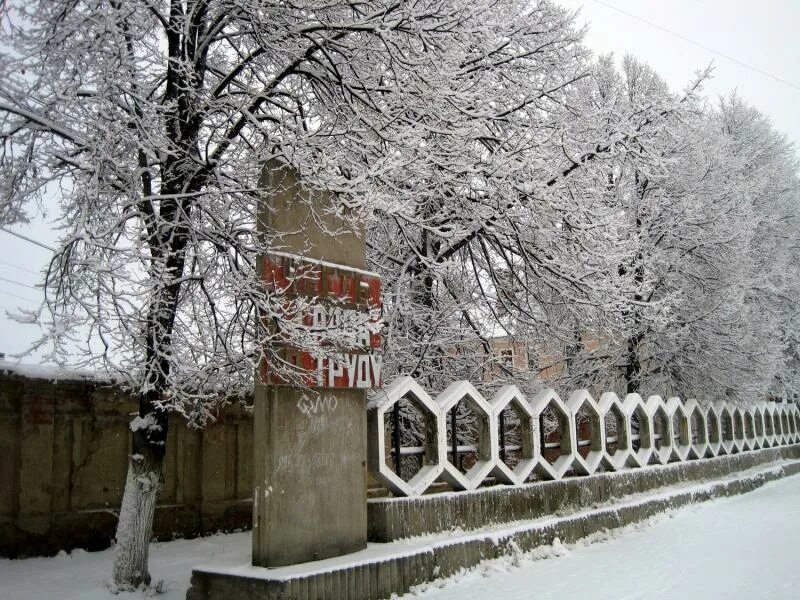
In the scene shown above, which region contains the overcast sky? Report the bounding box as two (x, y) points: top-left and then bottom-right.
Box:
(559, 0), (800, 151)
(1, 0), (799, 361)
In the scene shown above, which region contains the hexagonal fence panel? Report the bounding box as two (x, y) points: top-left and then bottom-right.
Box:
(763, 403), (776, 447)
(666, 397), (691, 461)
(777, 404), (788, 445)
(717, 402), (735, 455)
(741, 408), (756, 451)
(781, 406), (790, 444)
(567, 390), (605, 475)
(791, 406), (800, 443)
(776, 405), (787, 444)
(647, 396), (673, 465)
(769, 404), (784, 446)
(794, 407), (800, 443)
(367, 376), (445, 497)
(490, 385), (537, 485)
(623, 393), (654, 467)
(785, 405), (797, 443)
(599, 392), (634, 471)
(731, 407), (745, 453)
(685, 399), (707, 459)
(705, 404), (722, 457)
(530, 388), (575, 480)
(780, 405), (793, 444)
(784, 404), (796, 443)
(752, 404), (765, 449)
(437, 381), (496, 490)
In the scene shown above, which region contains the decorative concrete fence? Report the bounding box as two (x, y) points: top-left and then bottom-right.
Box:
(367, 377), (800, 497)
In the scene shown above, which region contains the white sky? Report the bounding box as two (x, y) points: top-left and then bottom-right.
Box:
(559, 0), (800, 151)
(1, 0), (799, 360)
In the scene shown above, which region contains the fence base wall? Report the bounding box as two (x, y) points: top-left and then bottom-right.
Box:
(187, 445), (800, 600)
(368, 444), (800, 541)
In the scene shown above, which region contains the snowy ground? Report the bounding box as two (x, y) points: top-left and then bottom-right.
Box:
(403, 473), (800, 600)
(3, 474), (800, 600)
(0, 532), (250, 600)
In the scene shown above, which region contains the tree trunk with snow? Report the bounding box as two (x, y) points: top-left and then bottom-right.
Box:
(112, 422), (166, 587)
(112, 389), (170, 588)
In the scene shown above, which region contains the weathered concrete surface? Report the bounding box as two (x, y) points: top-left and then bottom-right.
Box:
(187, 451), (800, 600)
(0, 370), (253, 558)
(252, 387), (367, 566)
(252, 161), (370, 566)
(258, 160), (365, 268)
(368, 444), (800, 541)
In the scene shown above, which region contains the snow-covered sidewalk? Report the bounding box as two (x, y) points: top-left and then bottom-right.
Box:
(3, 473), (800, 599)
(0, 532), (250, 600)
(403, 472), (800, 599)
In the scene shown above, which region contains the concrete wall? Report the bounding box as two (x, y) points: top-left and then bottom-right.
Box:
(0, 369), (253, 558)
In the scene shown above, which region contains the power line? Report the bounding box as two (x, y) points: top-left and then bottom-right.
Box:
(0, 289), (37, 303)
(0, 226), (55, 251)
(0, 259), (40, 275)
(0, 275), (40, 291)
(589, 0), (800, 93)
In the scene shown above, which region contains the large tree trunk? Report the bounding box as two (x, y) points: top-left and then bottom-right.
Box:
(112, 389), (170, 588)
(112, 430), (166, 588)
(113, 3), (208, 587)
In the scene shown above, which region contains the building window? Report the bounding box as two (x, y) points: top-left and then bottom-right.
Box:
(500, 348), (514, 367)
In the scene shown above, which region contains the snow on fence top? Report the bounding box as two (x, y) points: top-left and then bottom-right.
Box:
(0, 359), (103, 382)
(368, 376), (800, 497)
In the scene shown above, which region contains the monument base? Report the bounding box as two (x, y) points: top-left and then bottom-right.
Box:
(252, 385), (367, 567)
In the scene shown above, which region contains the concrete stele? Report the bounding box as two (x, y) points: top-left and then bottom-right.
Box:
(252, 160), (373, 567)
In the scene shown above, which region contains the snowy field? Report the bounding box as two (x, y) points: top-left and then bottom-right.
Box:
(3, 474), (800, 599)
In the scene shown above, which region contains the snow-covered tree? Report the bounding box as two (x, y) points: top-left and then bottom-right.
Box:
(550, 56), (800, 406)
(1, 0), (613, 587)
(3, 0), (798, 588)
(368, 29), (711, 399)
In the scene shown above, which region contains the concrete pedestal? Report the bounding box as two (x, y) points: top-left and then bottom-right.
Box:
(252, 386), (367, 566)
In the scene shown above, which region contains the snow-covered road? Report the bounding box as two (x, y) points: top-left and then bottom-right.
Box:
(2, 474), (800, 599)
